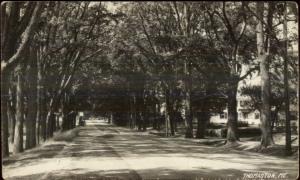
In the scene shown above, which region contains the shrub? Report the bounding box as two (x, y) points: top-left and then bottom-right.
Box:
(237, 121), (249, 127)
(210, 127), (261, 138)
(207, 122), (225, 129)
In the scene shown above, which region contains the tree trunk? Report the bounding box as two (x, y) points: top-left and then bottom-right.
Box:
(142, 112), (147, 131)
(72, 113), (76, 128)
(164, 110), (170, 136)
(37, 55), (46, 141)
(182, 91), (193, 138)
(53, 113), (57, 131)
(69, 113), (74, 129)
(129, 95), (134, 128)
(166, 89), (175, 136)
(46, 100), (54, 136)
(136, 89), (143, 131)
(174, 112), (179, 132)
(47, 96), (60, 136)
(137, 112), (142, 131)
(1, 70), (10, 157)
(56, 115), (60, 130)
(271, 106), (280, 133)
(61, 98), (70, 131)
(226, 83), (239, 143)
(127, 82), (133, 128)
(8, 101), (16, 143)
(141, 91), (147, 131)
(182, 59), (193, 138)
(153, 106), (158, 129)
(257, 2), (274, 148)
(36, 115), (40, 144)
(40, 96), (47, 141)
(169, 112), (175, 136)
(25, 47), (38, 149)
(196, 111), (209, 139)
(47, 112), (56, 136)
(283, 2), (291, 155)
(61, 93), (65, 126)
(8, 87), (16, 144)
(13, 66), (25, 154)
(109, 112), (112, 124)
(165, 89), (172, 136)
(153, 103), (160, 130)
(157, 102), (161, 131)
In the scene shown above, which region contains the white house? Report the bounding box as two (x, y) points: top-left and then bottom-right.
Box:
(210, 64), (261, 126)
(210, 38), (298, 127)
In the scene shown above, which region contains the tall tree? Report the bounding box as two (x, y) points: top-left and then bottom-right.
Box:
(13, 64), (26, 154)
(25, 45), (38, 149)
(282, 2), (291, 155)
(256, 2), (274, 148)
(204, 2), (259, 143)
(1, 2), (42, 157)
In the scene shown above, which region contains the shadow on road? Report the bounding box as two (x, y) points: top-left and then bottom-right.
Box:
(2, 120), (298, 180)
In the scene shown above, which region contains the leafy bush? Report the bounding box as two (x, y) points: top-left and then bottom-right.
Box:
(207, 122), (225, 129)
(238, 127), (261, 137)
(206, 127), (261, 138)
(237, 121), (249, 127)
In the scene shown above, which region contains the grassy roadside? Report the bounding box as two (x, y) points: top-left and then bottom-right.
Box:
(147, 128), (298, 159)
(2, 128), (81, 166)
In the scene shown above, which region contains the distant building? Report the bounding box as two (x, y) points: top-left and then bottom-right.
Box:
(210, 42), (299, 129)
(210, 65), (261, 126)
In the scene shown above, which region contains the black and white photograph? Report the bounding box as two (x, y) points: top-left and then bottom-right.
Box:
(1, 1), (299, 179)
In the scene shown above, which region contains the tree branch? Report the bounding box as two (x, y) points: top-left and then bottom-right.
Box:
(239, 65), (259, 81)
(221, 2), (236, 42)
(1, 2), (41, 72)
(17, 2), (36, 36)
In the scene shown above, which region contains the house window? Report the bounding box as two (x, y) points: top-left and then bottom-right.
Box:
(290, 111), (297, 120)
(255, 112), (260, 119)
(240, 101), (245, 107)
(240, 100), (249, 107)
(242, 112), (248, 119)
(220, 112), (227, 119)
(220, 113), (224, 119)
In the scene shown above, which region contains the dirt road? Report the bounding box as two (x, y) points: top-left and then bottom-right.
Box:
(2, 119), (298, 179)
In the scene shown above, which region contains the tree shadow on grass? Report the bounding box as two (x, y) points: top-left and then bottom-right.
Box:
(3, 143), (65, 167)
(5, 168), (142, 180)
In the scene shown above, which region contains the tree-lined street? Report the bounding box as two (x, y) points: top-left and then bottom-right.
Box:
(3, 119), (298, 179)
(1, 2), (298, 179)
